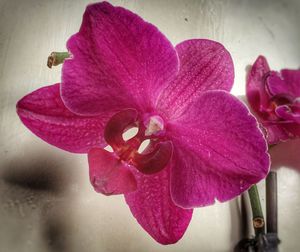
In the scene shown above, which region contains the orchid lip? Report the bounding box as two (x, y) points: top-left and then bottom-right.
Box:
(104, 109), (172, 174)
(91, 176), (115, 196)
(132, 140), (173, 174)
(104, 108), (139, 150)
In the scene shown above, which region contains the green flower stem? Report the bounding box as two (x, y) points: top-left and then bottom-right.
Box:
(248, 184), (265, 236)
(47, 52), (70, 68)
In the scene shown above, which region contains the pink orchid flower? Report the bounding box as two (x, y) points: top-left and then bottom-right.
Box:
(17, 2), (269, 244)
(247, 55), (300, 144)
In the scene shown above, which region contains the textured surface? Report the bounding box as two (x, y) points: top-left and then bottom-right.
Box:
(267, 70), (300, 97)
(1, 0), (300, 251)
(168, 91), (269, 208)
(62, 1), (178, 115)
(125, 166), (193, 244)
(17, 84), (108, 153)
(157, 39), (234, 119)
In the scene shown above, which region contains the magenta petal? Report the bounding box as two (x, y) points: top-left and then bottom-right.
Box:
(246, 55), (271, 114)
(266, 71), (291, 98)
(265, 121), (300, 144)
(62, 2), (178, 115)
(266, 70), (300, 99)
(279, 69), (300, 97)
(284, 123), (300, 138)
(168, 91), (270, 208)
(157, 39), (234, 119)
(88, 148), (137, 195)
(125, 167), (193, 244)
(264, 123), (290, 144)
(17, 84), (109, 153)
(275, 105), (300, 123)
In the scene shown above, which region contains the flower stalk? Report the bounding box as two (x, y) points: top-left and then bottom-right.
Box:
(266, 171), (277, 233)
(47, 52), (70, 68)
(248, 184), (265, 236)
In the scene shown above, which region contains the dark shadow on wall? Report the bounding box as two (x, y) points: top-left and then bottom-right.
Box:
(0, 151), (76, 252)
(3, 157), (67, 194)
(42, 201), (70, 252)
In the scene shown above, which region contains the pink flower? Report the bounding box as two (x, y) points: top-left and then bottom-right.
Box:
(17, 2), (269, 244)
(247, 56), (300, 144)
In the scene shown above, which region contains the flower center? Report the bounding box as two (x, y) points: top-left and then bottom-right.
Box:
(144, 115), (165, 136)
(264, 73), (300, 123)
(294, 97), (300, 103)
(104, 109), (173, 174)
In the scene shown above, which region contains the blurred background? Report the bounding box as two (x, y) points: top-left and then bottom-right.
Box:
(0, 0), (300, 251)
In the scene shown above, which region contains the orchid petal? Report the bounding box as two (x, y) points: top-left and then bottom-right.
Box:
(283, 123), (300, 138)
(62, 2), (178, 116)
(17, 84), (108, 153)
(280, 69), (300, 95)
(125, 167), (193, 244)
(277, 69), (300, 97)
(246, 55), (271, 115)
(275, 105), (300, 123)
(264, 123), (292, 144)
(157, 39), (234, 119)
(88, 148), (137, 195)
(266, 70), (300, 100)
(168, 91), (269, 208)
